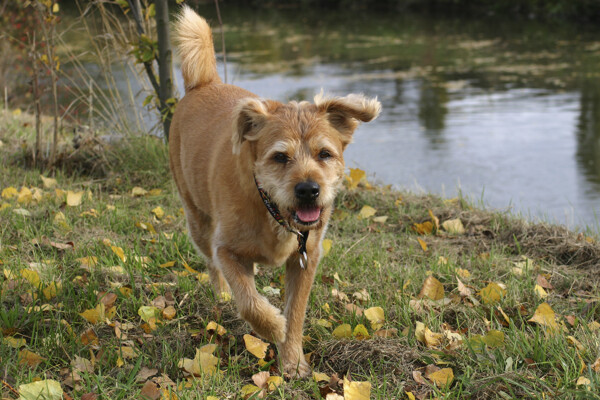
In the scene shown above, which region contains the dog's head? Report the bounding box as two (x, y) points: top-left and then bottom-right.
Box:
(232, 92), (381, 231)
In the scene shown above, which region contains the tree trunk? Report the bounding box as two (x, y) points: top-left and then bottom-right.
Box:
(155, 0), (173, 141)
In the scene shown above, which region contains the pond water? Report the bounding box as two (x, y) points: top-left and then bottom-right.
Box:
(81, 4), (600, 229)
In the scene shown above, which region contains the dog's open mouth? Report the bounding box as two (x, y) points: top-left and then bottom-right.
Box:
(293, 207), (321, 225)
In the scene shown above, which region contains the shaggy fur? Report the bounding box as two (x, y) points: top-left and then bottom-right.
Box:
(169, 5), (381, 377)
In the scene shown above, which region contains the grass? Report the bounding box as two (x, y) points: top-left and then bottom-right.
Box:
(2, 111), (600, 399)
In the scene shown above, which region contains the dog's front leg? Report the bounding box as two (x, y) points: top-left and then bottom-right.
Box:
(214, 247), (287, 343)
(280, 248), (320, 378)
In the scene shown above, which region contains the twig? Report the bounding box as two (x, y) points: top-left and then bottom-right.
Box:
(342, 234), (369, 258)
(214, 0), (227, 83)
(1, 378), (19, 397)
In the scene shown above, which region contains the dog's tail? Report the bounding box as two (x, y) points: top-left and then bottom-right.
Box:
(174, 5), (220, 91)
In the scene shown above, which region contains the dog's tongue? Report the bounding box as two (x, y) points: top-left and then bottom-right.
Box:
(296, 207), (321, 223)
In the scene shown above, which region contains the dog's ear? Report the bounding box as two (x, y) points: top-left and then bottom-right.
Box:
(315, 92), (381, 147)
(232, 98), (271, 154)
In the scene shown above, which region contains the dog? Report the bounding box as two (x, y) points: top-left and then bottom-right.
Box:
(169, 6), (381, 378)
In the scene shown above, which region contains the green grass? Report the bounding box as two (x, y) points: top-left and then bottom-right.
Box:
(2, 113), (600, 399)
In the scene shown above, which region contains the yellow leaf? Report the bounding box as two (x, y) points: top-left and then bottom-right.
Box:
(131, 187), (148, 197)
(40, 175), (57, 189)
(417, 238), (428, 252)
(0, 202), (11, 211)
(358, 205), (376, 219)
(528, 302), (560, 332)
(346, 168), (366, 189)
(576, 376), (591, 387)
(240, 384), (261, 397)
(66, 190), (84, 206)
(415, 321), (426, 343)
(343, 376), (371, 400)
(364, 307), (385, 330)
(427, 368), (454, 386)
(418, 275), (445, 300)
(138, 306), (161, 323)
(455, 268), (471, 278)
(332, 323), (352, 339)
(353, 324), (370, 340)
(534, 284), (548, 299)
(406, 392), (416, 400)
(21, 269), (41, 288)
(424, 327), (443, 348)
(162, 306), (176, 320)
(218, 291), (232, 302)
(160, 261), (176, 268)
(152, 206), (165, 219)
(1, 186), (18, 199)
(111, 246), (127, 262)
(412, 221), (434, 235)
(52, 2), (59, 12)
(567, 335), (585, 352)
(442, 218), (465, 234)
(316, 318), (332, 328)
(206, 320), (227, 335)
(18, 379), (63, 400)
(200, 343), (217, 354)
(244, 334), (269, 359)
(17, 187), (32, 204)
(322, 239), (332, 256)
(119, 286), (133, 297)
(43, 281), (62, 300)
(266, 376), (283, 391)
(3, 336), (26, 348)
(80, 303), (106, 324)
(120, 346), (136, 359)
(313, 372), (330, 382)
(12, 108), (22, 116)
(479, 282), (506, 305)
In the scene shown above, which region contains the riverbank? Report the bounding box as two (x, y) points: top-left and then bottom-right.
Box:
(1, 113), (600, 399)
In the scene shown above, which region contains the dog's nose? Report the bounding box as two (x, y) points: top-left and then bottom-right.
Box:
(295, 181), (320, 200)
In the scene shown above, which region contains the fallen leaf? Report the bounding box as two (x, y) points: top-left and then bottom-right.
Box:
(136, 367), (159, 382)
(40, 175), (57, 189)
(322, 239), (332, 256)
(332, 288), (350, 302)
(343, 376), (371, 400)
(80, 303), (107, 324)
(18, 379), (63, 400)
(412, 221), (434, 235)
(536, 274), (554, 289)
(140, 380), (161, 400)
(111, 246), (127, 263)
(364, 306), (385, 330)
(534, 284), (548, 299)
(528, 302), (560, 332)
(206, 321), (227, 335)
(332, 323), (352, 339)
(151, 206), (165, 219)
(344, 303), (364, 316)
(162, 306), (176, 320)
(352, 324), (370, 340)
(346, 168), (366, 189)
(576, 376), (591, 388)
(138, 306), (161, 323)
(442, 219), (465, 234)
(352, 288), (370, 302)
(455, 268), (470, 278)
(131, 187), (148, 197)
(13, 208), (31, 217)
(244, 334), (269, 359)
(373, 215), (388, 223)
(413, 370), (427, 385)
(18, 349), (46, 367)
(417, 238), (428, 252)
(479, 282), (506, 305)
(1, 186), (18, 199)
(313, 372), (330, 382)
(427, 368), (454, 386)
(4, 336), (26, 348)
(66, 190), (84, 206)
(418, 275), (445, 300)
(358, 205), (376, 219)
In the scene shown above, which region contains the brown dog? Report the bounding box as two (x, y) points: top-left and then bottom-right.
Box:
(169, 6), (381, 378)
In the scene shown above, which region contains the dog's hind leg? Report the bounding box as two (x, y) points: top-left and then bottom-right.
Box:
(213, 246), (287, 343)
(184, 204), (231, 295)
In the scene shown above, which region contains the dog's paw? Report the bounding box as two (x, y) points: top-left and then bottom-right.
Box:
(244, 300), (287, 343)
(282, 356), (311, 379)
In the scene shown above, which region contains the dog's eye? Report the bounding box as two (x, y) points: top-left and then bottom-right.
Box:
(318, 150), (332, 160)
(273, 152), (289, 164)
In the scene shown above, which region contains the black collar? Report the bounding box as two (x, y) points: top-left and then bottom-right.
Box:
(254, 176), (309, 268)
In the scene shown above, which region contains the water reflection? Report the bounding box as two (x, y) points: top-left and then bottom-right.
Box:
(577, 79), (600, 191)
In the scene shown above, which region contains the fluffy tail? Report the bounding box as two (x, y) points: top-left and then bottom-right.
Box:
(174, 5), (220, 91)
